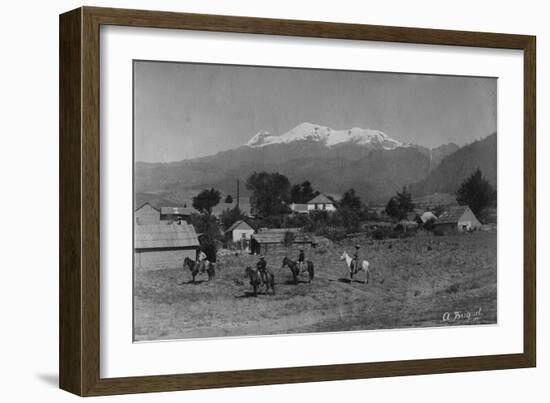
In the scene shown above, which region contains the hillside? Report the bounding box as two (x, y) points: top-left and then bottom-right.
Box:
(136, 146), (431, 202)
(410, 133), (497, 197)
(135, 123), (495, 204)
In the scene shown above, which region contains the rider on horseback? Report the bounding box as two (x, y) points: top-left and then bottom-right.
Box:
(256, 255), (268, 284)
(297, 248), (306, 273)
(197, 249), (207, 273)
(351, 244), (360, 275)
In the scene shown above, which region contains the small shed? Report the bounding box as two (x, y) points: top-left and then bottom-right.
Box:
(135, 202), (161, 225)
(225, 219), (256, 242)
(252, 228), (313, 255)
(434, 205), (482, 232)
(306, 194), (337, 212)
(134, 222), (200, 270)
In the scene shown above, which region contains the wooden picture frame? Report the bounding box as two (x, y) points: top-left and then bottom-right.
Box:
(59, 6), (536, 396)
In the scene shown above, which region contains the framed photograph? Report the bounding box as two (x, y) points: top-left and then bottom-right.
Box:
(59, 6), (536, 396)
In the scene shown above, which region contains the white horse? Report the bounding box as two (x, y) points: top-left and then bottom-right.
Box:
(340, 251), (370, 284)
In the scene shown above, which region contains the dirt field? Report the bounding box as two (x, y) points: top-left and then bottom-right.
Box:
(134, 231), (497, 341)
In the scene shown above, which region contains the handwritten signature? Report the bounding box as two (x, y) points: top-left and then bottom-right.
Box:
(442, 307), (482, 323)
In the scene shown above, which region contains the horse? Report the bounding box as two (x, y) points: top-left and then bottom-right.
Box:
(281, 256), (314, 284)
(183, 257), (216, 283)
(244, 266), (275, 296)
(340, 251), (369, 284)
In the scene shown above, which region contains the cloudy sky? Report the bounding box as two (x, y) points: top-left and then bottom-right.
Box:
(134, 60), (497, 163)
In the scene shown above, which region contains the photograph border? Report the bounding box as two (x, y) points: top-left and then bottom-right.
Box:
(59, 6), (536, 396)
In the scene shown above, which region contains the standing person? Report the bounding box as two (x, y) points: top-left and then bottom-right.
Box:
(256, 255), (268, 284)
(351, 244), (360, 276)
(297, 248), (306, 272)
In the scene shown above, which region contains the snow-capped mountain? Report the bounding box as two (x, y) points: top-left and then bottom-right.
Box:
(135, 121), (494, 203)
(246, 122), (404, 150)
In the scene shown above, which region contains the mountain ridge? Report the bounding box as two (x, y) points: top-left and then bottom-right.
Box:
(135, 123), (495, 204)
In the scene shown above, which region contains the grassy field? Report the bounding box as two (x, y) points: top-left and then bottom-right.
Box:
(134, 231), (497, 341)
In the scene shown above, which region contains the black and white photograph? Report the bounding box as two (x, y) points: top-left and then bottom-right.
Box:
(133, 60), (498, 341)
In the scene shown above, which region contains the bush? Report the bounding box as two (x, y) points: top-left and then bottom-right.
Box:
(259, 215), (285, 228)
(317, 226), (347, 242)
(372, 228), (387, 240)
(285, 213), (311, 228)
(423, 217), (436, 231)
(332, 208), (361, 233)
(433, 228), (445, 236)
(220, 206), (244, 230)
(200, 238), (218, 262)
(445, 284), (460, 294)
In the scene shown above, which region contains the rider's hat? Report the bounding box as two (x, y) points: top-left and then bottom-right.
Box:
(259, 255), (265, 259)
(355, 244), (360, 249)
(299, 248), (304, 251)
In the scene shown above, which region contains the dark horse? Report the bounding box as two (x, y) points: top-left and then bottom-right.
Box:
(281, 256), (314, 284)
(244, 266), (275, 296)
(183, 257), (215, 283)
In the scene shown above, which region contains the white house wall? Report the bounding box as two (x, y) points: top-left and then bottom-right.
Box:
(306, 203), (336, 212)
(232, 229), (255, 242)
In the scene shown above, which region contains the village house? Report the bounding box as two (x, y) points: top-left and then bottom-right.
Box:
(306, 194), (337, 212)
(135, 202), (161, 225)
(134, 221), (200, 270)
(225, 219), (257, 243)
(434, 205), (482, 232)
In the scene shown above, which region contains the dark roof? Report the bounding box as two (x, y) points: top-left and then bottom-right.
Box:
(307, 194), (335, 205)
(135, 222), (199, 249)
(435, 205), (471, 225)
(325, 193), (342, 202)
(160, 206), (197, 215)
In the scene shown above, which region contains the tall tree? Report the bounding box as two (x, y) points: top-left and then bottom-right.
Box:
(246, 171), (291, 217)
(385, 197), (400, 220)
(385, 186), (415, 220)
(290, 181), (319, 203)
(192, 188), (221, 216)
(456, 169), (496, 216)
(220, 206), (244, 230)
(339, 188), (362, 211)
(187, 213), (221, 262)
